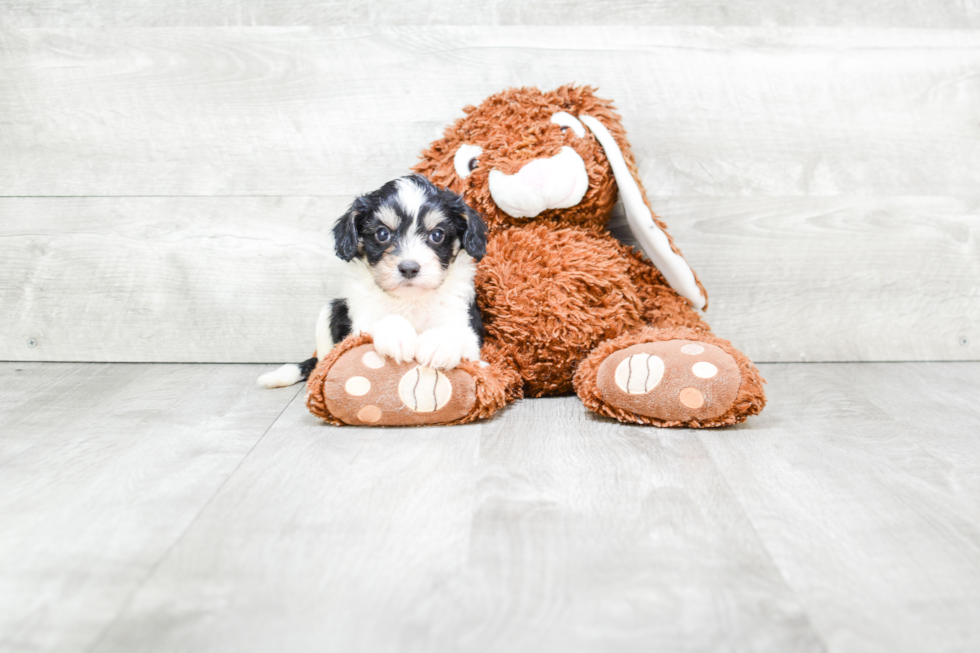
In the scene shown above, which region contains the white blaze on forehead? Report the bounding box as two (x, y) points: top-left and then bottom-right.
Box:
(398, 232), (440, 269)
(395, 177), (428, 222)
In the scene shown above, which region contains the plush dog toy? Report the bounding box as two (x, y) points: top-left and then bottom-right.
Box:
(307, 85), (765, 427)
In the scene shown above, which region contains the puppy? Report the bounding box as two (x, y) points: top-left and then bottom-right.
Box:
(258, 174), (487, 388)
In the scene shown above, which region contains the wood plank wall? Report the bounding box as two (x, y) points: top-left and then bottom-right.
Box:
(1, 3), (978, 363)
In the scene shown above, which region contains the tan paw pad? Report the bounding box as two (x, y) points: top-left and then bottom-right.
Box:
(597, 340), (741, 422)
(691, 361), (718, 378)
(322, 344), (477, 426)
(679, 387), (704, 408)
(614, 353), (665, 394)
(345, 376), (371, 396)
(398, 366), (453, 412)
(357, 405), (382, 423)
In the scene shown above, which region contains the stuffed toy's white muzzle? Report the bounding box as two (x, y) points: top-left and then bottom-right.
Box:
(487, 146), (589, 218)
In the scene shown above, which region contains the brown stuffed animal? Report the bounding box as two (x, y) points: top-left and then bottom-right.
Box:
(307, 85), (765, 427)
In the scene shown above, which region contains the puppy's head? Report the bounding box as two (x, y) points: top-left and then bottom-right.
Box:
(333, 174), (487, 297)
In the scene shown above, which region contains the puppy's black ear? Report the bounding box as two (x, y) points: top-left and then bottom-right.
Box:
(457, 200), (487, 261)
(332, 199), (365, 262)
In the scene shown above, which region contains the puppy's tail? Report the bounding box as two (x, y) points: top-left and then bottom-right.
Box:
(256, 306), (334, 389)
(256, 357), (319, 389)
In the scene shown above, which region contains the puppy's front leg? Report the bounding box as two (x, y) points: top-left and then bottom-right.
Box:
(416, 325), (480, 370)
(366, 314), (418, 364)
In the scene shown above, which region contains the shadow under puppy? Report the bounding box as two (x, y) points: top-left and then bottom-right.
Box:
(258, 174), (487, 389)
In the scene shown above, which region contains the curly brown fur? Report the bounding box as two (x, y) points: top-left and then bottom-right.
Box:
(573, 327), (766, 428)
(415, 85), (614, 232)
(619, 243), (711, 331)
(411, 84), (764, 419)
(453, 341), (524, 423)
(476, 224), (646, 396)
(414, 86), (706, 303)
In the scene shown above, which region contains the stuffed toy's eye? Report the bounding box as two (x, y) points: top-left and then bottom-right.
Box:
(454, 144), (484, 179)
(550, 112), (586, 138)
(428, 229), (445, 244)
(375, 227), (390, 243)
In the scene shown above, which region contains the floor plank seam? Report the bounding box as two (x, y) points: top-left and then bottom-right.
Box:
(80, 383), (304, 653)
(692, 430), (832, 652)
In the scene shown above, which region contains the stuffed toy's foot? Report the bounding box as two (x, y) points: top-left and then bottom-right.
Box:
(574, 328), (766, 428)
(306, 334), (521, 426)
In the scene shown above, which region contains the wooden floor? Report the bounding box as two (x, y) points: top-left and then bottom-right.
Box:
(1, 362), (978, 653)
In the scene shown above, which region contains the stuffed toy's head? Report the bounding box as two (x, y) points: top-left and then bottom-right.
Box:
(413, 84), (708, 310)
(414, 85), (642, 232)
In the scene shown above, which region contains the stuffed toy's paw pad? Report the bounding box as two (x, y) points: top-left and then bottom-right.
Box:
(320, 344), (476, 426)
(596, 340), (740, 422)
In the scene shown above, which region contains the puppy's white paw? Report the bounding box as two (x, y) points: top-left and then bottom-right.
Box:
(368, 315), (418, 364)
(415, 328), (477, 370)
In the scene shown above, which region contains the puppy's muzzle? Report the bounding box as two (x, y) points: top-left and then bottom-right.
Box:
(398, 260), (421, 279)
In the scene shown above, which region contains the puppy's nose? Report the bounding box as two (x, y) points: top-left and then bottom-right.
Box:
(398, 260), (421, 279)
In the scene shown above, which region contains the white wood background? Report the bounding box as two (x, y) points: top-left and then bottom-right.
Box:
(1, 6), (979, 363)
(4, 1), (980, 28)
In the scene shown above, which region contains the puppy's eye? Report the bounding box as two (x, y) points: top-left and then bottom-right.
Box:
(428, 229), (445, 244)
(375, 227), (390, 243)
(560, 126), (569, 133)
(468, 158), (478, 172)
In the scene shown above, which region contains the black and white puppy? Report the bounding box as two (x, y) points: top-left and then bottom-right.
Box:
(258, 174), (487, 388)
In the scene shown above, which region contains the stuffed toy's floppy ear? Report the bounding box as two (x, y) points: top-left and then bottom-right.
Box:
(578, 114), (708, 311)
(332, 198), (365, 262)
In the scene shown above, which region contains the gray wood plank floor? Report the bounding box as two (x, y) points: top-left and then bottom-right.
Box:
(2, 362), (978, 652)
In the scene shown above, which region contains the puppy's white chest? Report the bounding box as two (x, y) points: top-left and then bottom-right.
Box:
(344, 256), (474, 335)
(372, 294), (456, 333)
